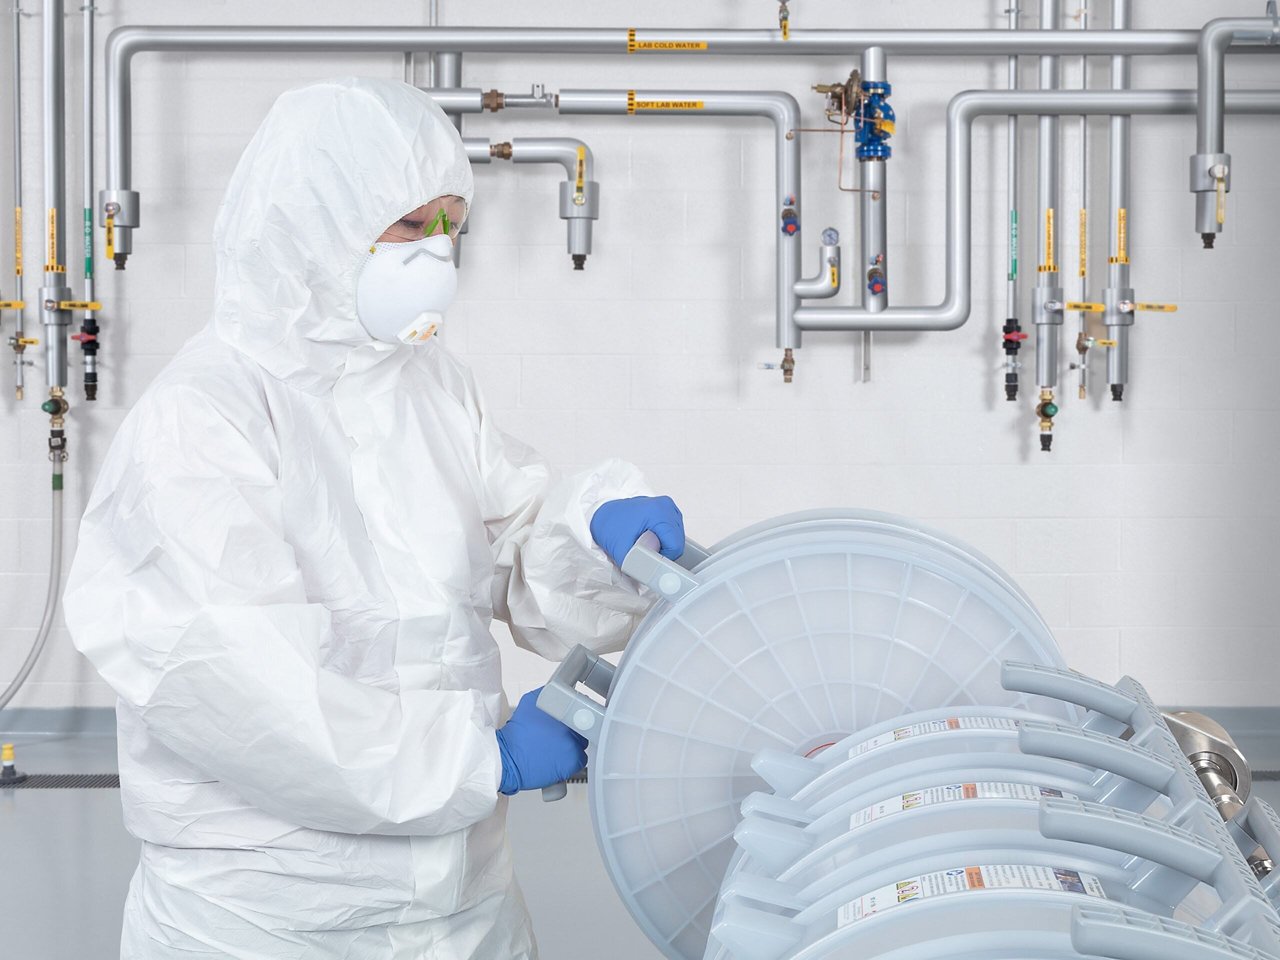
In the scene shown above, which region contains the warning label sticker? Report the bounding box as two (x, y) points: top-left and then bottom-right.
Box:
(837, 865), (1106, 927)
(849, 717), (1021, 758)
(850, 783), (1076, 829)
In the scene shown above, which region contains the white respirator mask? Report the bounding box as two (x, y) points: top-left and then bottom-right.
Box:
(355, 233), (458, 344)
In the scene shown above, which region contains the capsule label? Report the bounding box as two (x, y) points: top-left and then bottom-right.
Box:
(849, 783), (1076, 829)
(837, 865), (1106, 926)
(849, 716), (1021, 758)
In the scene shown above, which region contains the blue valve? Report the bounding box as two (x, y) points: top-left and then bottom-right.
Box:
(855, 81), (895, 161)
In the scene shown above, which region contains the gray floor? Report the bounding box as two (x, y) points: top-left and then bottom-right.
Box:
(2, 729), (1277, 960)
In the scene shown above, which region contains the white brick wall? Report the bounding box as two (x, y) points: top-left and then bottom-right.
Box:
(1, 1), (1277, 710)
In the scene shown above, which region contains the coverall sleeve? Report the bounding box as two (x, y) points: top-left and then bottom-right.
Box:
(63, 384), (501, 837)
(466, 377), (655, 661)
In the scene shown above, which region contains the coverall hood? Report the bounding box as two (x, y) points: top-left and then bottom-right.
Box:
(211, 76), (474, 391)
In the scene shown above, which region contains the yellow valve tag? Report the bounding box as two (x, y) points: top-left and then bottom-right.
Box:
(1, 743), (12, 762)
(627, 29), (707, 52)
(829, 265), (838, 287)
(16, 337), (38, 346)
(13, 207), (22, 276)
(0, 300), (24, 310)
(781, 20), (790, 40)
(1133, 302), (1177, 313)
(105, 215), (115, 261)
(1216, 176), (1226, 226)
(1095, 339), (1118, 347)
(60, 300), (103, 311)
(1078, 208), (1087, 278)
(1065, 302), (1105, 313)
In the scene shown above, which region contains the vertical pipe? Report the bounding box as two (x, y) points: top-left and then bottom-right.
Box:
(1105, 0), (1132, 402)
(42, 0), (69, 391)
(81, 0), (98, 400)
(1005, 7), (1019, 322)
(860, 46), (888, 380)
(10, 3), (27, 399)
(1003, 3), (1022, 402)
(432, 49), (465, 264)
(1075, 0), (1089, 401)
(1033, 0), (1063, 450)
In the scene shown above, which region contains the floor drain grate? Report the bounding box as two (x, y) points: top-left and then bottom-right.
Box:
(1, 773), (120, 789)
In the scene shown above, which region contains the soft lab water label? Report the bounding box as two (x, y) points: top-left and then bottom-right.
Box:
(849, 783), (1077, 829)
(836, 864), (1107, 927)
(848, 717), (1022, 758)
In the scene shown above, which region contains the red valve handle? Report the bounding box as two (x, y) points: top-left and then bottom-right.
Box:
(1003, 332), (1029, 342)
(71, 333), (97, 343)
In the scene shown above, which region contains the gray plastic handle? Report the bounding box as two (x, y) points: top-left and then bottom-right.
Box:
(1019, 721), (1178, 794)
(1002, 660), (1140, 724)
(1071, 904), (1275, 960)
(536, 645), (617, 802)
(1039, 798), (1224, 882)
(620, 530), (702, 601)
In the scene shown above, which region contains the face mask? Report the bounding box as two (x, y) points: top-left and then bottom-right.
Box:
(355, 233), (458, 344)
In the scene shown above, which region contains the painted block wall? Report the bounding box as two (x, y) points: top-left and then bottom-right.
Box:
(0, 0), (1277, 711)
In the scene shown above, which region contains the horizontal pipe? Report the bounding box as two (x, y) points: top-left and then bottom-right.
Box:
(462, 137), (491, 163)
(794, 88), (1280, 334)
(102, 23), (1280, 260)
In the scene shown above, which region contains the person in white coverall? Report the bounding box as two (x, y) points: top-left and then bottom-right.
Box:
(62, 77), (687, 959)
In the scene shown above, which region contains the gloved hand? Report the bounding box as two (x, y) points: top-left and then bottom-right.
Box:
(495, 688), (588, 796)
(590, 495), (686, 568)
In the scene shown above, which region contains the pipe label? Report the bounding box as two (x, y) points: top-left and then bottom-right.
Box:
(13, 207), (21, 277)
(627, 30), (708, 52)
(1078, 208), (1087, 279)
(627, 91), (705, 114)
(46, 208), (64, 273)
(1038, 207), (1056, 273)
(1110, 207), (1129, 265)
(1007, 209), (1018, 282)
(105, 216), (115, 262)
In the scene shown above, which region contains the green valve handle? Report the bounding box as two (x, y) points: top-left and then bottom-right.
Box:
(1042, 402), (1059, 418)
(41, 399), (59, 415)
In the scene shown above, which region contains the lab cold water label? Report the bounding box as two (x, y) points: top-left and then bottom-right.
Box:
(836, 865), (1107, 927)
(849, 783), (1077, 829)
(849, 717), (1021, 758)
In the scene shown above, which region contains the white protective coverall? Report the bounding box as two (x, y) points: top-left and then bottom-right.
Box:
(63, 77), (653, 958)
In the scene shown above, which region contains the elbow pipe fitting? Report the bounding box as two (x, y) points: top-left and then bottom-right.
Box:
(510, 138), (599, 269)
(1191, 18), (1279, 243)
(793, 236), (841, 299)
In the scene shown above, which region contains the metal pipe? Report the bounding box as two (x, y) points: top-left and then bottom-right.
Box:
(558, 89), (800, 352)
(1106, 0), (1133, 402)
(0, 473), (63, 711)
(462, 137), (492, 164)
(793, 233), (840, 299)
(1191, 16), (1280, 246)
(859, 47), (888, 381)
(794, 89), (1280, 335)
(80, 0), (99, 401)
(1034, 0), (1063, 452)
(8, 3), (28, 399)
(98, 24), (1273, 264)
(433, 49), (462, 132)
(41, 0), (70, 391)
(1003, 2), (1023, 403)
(510, 138), (599, 269)
(1074, 0), (1089, 403)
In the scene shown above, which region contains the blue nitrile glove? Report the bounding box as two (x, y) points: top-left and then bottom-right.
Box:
(589, 495), (686, 568)
(495, 688), (588, 796)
